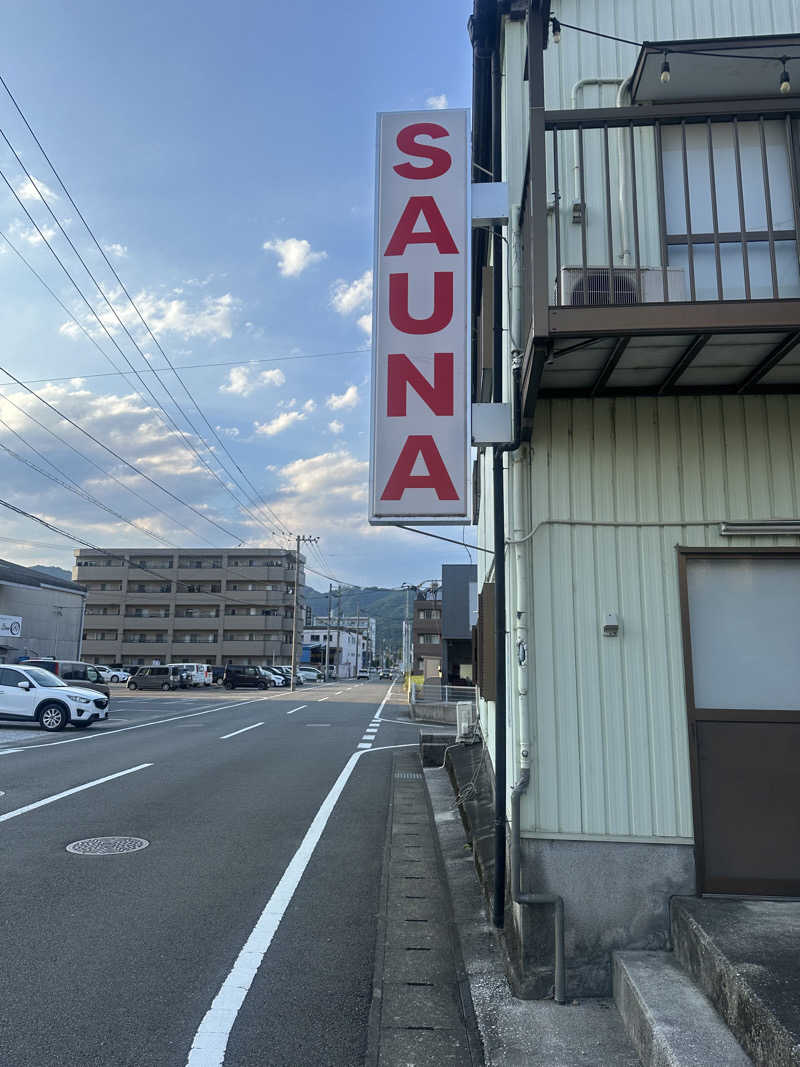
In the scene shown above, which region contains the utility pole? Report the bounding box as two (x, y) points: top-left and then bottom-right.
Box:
(355, 602), (361, 675)
(290, 535), (318, 693)
(324, 584), (332, 680)
(335, 590), (342, 679)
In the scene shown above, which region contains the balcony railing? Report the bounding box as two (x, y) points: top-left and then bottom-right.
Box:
(520, 99), (800, 341)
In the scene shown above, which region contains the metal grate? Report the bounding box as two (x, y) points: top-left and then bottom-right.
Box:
(394, 772), (423, 780)
(66, 836), (149, 856)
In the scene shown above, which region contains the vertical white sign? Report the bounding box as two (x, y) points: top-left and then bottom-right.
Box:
(369, 109), (469, 524)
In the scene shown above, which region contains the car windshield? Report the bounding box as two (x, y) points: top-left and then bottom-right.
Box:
(21, 667), (66, 688)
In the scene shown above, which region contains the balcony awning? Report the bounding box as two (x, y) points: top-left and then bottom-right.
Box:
(631, 34), (800, 104)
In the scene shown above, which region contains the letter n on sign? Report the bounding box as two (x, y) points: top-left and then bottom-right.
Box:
(369, 109), (469, 525)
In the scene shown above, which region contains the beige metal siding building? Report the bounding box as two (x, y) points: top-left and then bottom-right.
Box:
(73, 548), (304, 667)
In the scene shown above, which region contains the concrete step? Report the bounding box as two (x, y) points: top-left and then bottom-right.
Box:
(671, 897), (800, 1067)
(613, 951), (751, 1067)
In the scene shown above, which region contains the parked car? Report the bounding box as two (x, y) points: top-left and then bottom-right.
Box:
(24, 659), (111, 701)
(0, 664), (108, 730)
(298, 667), (321, 684)
(261, 667), (286, 686)
(211, 665), (226, 684)
(275, 665), (303, 686)
(127, 665), (188, 691)
(94, 665), (130, 684)
(357, 668), (370, 680)
(170, 662), (212, 687)
(222, 665), (269, 690)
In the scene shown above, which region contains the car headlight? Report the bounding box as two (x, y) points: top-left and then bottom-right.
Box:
(72, 695), (92, 705)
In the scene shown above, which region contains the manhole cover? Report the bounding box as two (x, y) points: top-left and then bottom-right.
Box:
(66, 836), (149, 856)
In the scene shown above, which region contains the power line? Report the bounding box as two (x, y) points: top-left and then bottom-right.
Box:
(18, 347), (372, 388)
(0, 125), (291, 542)
(0, 152), (284, 544)
(0, 421), (177, 547)
(0, 386), (220, 547)
(0, 361), (242, 542)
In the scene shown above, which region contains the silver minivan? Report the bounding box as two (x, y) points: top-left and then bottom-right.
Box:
(127, 665), (187, 691)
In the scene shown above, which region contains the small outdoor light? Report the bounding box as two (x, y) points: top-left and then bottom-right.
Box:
(551, 16), (561, 43)
(660, 53), (671, 84)
(602, 612), (620, 637)
(780, 60), (791, 95)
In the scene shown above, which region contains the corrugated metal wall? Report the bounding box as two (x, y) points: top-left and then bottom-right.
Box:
(518, 395), (800, 840)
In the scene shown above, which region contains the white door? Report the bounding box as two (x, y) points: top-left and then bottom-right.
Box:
(0, 667), (36, 719)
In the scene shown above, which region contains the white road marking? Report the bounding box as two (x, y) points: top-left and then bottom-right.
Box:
(0, 696), (278, 755)
(317, 696), (329, 702)
(357, 742), (372, 750)
(187, 747), (368, 1066)
(219, 722), (264, 740)
(286, 705), (306, 715)
(305, 723), (331, 727)
(335, 690), (345, 694)
(0, 763), (152, 825)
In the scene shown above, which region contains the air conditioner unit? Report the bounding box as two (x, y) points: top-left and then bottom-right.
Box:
(456, 700), (477, 742)
(559, 266), (686, 306)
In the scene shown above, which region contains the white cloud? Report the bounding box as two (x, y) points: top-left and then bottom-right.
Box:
(15, 176), (58, 203)
(8, 218), (58, 246)
(219, 365), (286, 397)
(328, 420), (344, 434)
(254, 410), (307, 436)
(330, 270), (372, 315)
(426, 94), (448, 109)
(303, 399), (316, 414)
(61, 287), (238, 343)
(103, 242), (128, 258)
(215, 424), (240, 437)
(356, 313), (372, 340)
(262, 237), (327, 277)
(326, 385), (359, 411)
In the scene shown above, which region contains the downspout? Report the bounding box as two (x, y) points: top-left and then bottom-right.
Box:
(616, 77), (633, 265)
(505, 2), (565, 1003)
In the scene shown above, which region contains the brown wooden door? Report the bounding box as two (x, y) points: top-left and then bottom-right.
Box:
(679, 549), (800, 896)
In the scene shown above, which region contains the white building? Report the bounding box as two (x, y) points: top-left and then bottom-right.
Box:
(0, 559), (87, 663)
(469, 0), (800, 1000)
(302, 625), (360, 678)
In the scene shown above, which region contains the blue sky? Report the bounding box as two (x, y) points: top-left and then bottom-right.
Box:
(0, 0), (476, 590)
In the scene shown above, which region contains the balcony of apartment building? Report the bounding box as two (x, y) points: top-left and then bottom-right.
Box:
(84, 603), (121, 619)
(124, 605), (171, 620)
(173, 606), (220, 624)
(515, 33), (800, 413)
(223, 609), (284, 630)
(224, 584), (292, 606)
(173, 581), (222, 597)
(172, 630), (218, 646)
(82, 581), (124, 597)
(222, 632), (285, 656)
(176, 557), (223, 580)
(126, 582), (173, 597)
(225, 557), (295, 580)
(74, 556), (127, 581)
(121, 630), (170, 652)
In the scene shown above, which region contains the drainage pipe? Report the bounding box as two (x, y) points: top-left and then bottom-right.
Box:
(510, 770), (566, 1004)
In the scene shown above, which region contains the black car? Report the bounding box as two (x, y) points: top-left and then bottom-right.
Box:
(222, 665), (270, 690)
(212, 665), (226, 684)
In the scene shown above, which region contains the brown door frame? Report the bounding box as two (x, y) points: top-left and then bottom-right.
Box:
(677, 545), (800, 895)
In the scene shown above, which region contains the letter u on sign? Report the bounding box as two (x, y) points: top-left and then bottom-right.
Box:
(369, 109), (469, 524)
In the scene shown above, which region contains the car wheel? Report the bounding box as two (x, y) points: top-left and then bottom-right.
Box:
(73, 721), (92, 730)
(110, 674), (120, 683)
(161, 682), (171, 691)
(39, 703), (67, 731)
(224, 681), (234, 690)
(128, 681), (138, 690)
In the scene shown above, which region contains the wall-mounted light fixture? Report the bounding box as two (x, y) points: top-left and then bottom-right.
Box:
(720, 520), (800, 536)
(602, 612), (620, 637)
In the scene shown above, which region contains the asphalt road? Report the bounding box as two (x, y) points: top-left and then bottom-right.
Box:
(0, 679), (418, 1066)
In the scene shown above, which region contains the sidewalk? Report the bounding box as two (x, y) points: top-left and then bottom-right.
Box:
(366, 742), (641, 1067)
(365, 749), (484, 1066)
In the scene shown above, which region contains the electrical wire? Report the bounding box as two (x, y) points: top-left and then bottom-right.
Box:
(0, 422), (177, 547)
(0, 123), (292, 542)
(0, 361), (242, 542)
(0, 154), (285, 544)
(0, 386), (220, 547)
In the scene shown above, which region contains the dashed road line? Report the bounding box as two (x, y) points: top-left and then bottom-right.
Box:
(286, 705), (307, 715)
(219, 722), (263, 740)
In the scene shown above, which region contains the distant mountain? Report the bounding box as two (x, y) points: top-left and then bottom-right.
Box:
(33, 565), (73, 583)
(304, 584), (408, 657)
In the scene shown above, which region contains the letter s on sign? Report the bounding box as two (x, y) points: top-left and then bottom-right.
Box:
(394, 123), (452, 180)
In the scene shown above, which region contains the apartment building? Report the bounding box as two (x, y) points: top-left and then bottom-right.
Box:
(412, 588), (442, 677)
(74, 547), (304, 667)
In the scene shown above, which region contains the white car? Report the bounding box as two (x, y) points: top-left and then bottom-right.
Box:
(261, 667), (286, 687)
(298, 667), (321, 684)
(97, 665), (130, 684)
(0, 664), (109, 731)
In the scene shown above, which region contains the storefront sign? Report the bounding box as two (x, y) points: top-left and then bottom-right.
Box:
(370, 109), (469, 524)
(0, 615), (22, 637)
